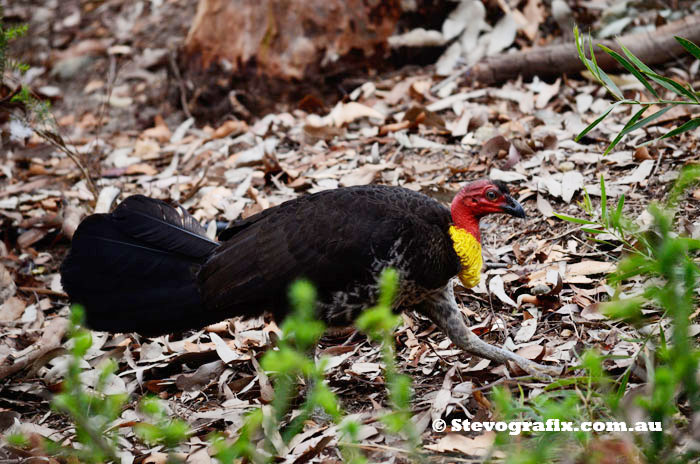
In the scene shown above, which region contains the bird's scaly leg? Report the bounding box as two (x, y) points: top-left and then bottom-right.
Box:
(415, 286), (561, 380)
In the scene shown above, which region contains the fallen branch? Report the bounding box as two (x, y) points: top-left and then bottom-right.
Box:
(467, 15), (700, 85)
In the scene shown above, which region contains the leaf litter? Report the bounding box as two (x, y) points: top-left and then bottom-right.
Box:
(2, 0), (700, 462)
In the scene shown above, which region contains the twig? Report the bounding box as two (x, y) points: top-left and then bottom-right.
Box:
(17, 286), (68, 298)
(180, 164), (209, 203)
(168, 50), (193, 120)
(34, 129), (100, 201)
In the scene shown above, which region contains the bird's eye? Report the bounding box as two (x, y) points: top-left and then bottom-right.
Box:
(486, 190), (497, 201)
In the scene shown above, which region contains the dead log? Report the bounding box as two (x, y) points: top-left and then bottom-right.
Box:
(468, 15), (700, 85)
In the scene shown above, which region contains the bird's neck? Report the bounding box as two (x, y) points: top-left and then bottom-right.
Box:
(450, 196), (481, 242)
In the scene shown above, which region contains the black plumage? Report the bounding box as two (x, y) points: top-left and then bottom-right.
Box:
(62, 186), (459, 335)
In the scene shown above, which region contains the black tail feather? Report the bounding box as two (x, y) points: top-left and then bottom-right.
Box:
(61, 196), (220, 335)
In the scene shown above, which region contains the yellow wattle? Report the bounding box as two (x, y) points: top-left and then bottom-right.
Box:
(448, 226), (483, 288)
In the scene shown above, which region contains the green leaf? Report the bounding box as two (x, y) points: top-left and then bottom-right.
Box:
(599, 44), (658, 97)
(643, 70), (699, 102)
(600, 176), (608, 224)
(610, 368), (631, 410)
(612, 195), (625, 231)
(581, 227), (605, 234)
(619, 105), (674, 136)
(618, 43), (654, 74)
(675, 36), (700, 61)
(596, 64), (624, 100)
(586, 32), (623, 99)
(574, 26), (595, 75)
(576, 102), (621, 141)
(603, 106), (646, 155)
(553, 213), (597, 225)
(659, 117), (700, 140)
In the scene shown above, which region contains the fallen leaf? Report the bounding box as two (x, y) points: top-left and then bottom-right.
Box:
(339, 164), (387, 187)
(561, 170), (584, 203)
(0, 296), (25, 321)
(515, 318), (537, 343)
(515, 344), (545, 360)
(489, 275), (518, 307)
(537, 192), (554, 217)
(567, 261), (616, 277)
(617, 159), (654, 185)
(426, 432), (495, 456)
(212, 120), (248, 139)
(325, 102), (385, 127)
(209, 333), (238, 363)
(580, 303), (607, 321)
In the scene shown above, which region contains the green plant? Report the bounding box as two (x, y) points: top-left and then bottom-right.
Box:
(0, 12), (100, 200)
(0, 8), (29, 77)
(492, 29), (700, 462)
(5, 307), (193, 462)
(574, 27), (700, 155)
(355, 268), (421, 457)
(493, 171), (700, 460)
(213, 269), (417, 463)
(543, 169), (699, 464)
(6, 270), (417, 463)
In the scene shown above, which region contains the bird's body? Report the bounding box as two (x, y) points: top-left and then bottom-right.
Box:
(61, 180), (559, 377)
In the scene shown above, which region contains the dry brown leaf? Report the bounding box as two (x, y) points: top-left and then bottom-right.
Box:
(339, 164), (387, 187)
(0, 296), (25, 321)
(326, 102), (385, 127)
(489, 275), (517, 307)
(212, 120), (248, 139)
(537, 192), (554, 217)
(567, 261), (616, 277)
(426, 432), (495, 456)
(580, 303), (608, 321)
(125, 163), (158, 176)
(140, 115), (172, 142)
(209, 333), (238, 363)
(431, 366), (455, 423)
(515, 344), (545, 361)
(521, 0), (544, 40)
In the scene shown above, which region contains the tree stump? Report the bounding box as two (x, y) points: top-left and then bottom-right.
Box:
(180, 0), (447, 118)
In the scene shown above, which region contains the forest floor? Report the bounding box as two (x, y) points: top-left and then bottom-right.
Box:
(2, 1), (700, 463)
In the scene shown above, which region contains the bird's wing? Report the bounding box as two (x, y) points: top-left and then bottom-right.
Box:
(199, 186), (460, 320)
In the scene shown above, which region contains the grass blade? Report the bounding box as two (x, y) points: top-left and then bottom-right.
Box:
(599, 44), (658, 98)
(618, 43), (654, 74)
(582, 227), (606, 234)
(675, 36), (700, 61)
(658, 117), (700, 140)
(576, 102), (621, 141)
(600, 175), (607, 225)
(603, 106), (646, 155)
(553, 213), (597, 225)
(643, 71), (699, 102)
(619, 105), (673, 135)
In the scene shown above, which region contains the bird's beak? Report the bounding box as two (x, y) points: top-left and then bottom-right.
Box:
(501, 196), (526, 218)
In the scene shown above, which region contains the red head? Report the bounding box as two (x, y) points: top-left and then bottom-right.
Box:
(450, 179), (526, 242)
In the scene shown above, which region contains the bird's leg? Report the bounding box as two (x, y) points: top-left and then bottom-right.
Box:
(414, 286), (561, 380)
